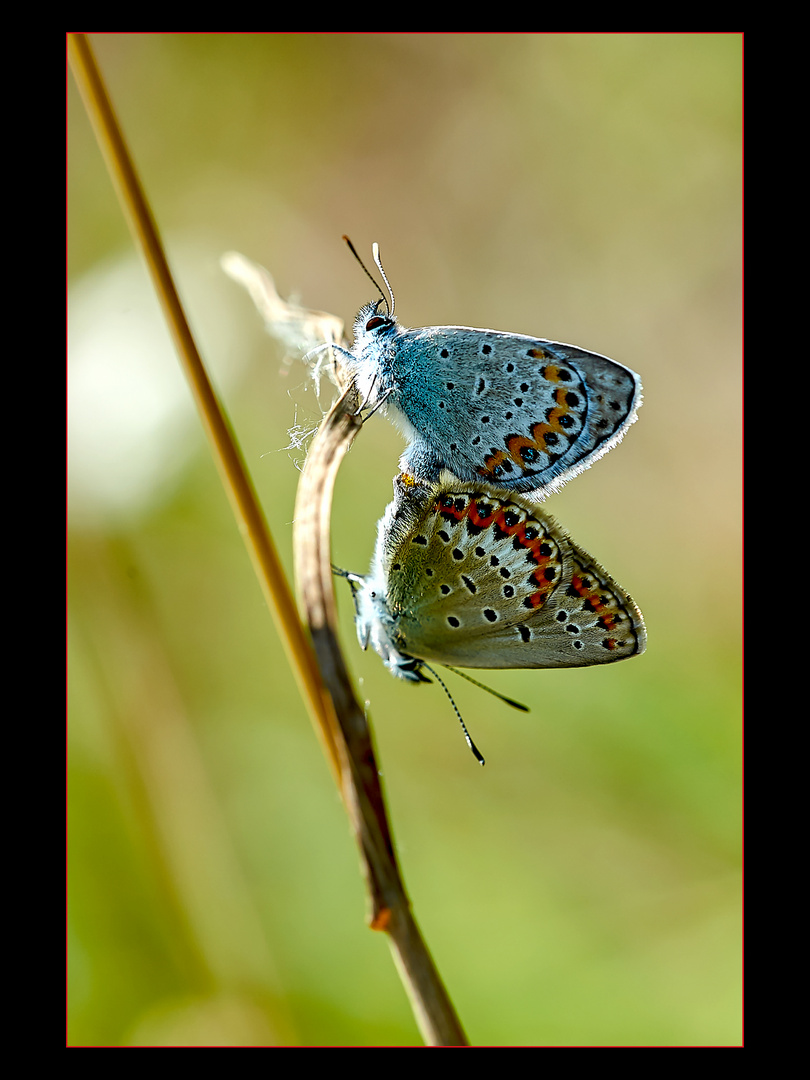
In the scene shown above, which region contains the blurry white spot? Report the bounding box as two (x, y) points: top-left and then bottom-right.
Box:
(68, 243), (247, 526)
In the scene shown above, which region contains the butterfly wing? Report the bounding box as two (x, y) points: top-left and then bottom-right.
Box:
(388, 327), (641, 498)
(379, 478), (645, 670)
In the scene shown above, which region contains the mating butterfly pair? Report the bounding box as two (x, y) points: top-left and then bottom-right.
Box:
(326, 244), (645, 701)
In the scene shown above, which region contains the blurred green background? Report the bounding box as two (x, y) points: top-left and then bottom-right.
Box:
(68, 33), (742, 1046)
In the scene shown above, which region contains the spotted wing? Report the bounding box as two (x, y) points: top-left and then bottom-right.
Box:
(393, 327), (641, 498)
(381, 479), (646, 670)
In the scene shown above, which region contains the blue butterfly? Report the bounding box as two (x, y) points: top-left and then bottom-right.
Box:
(324, 241), (641, 500)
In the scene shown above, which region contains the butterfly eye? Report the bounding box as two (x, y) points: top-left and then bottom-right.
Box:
(365, 316), (388, 331)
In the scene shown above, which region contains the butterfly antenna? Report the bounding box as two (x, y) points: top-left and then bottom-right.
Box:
(444, 665), (529, 712)
(332, 565), (367, 622)
(371, 242), (396, 319)
(423, 663), (485, 766)
(343, 235), (390, 316)
(332, 564), (364, 585)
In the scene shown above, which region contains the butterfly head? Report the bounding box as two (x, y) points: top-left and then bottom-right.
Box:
(353, 299), (396, 341)
(350, 572), (425, 682)
(345, 236), (401, 347)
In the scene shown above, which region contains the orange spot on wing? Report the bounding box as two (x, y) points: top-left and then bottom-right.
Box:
(523, 591), (546, 609)
(435, 493), (467, 522)
(479, 449), (509, 477)
(570, 574), (620, 630)
(468, 500), (496, 528)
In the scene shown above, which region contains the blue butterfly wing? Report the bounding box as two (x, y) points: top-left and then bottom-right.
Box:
(386, 326), (640, 498)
